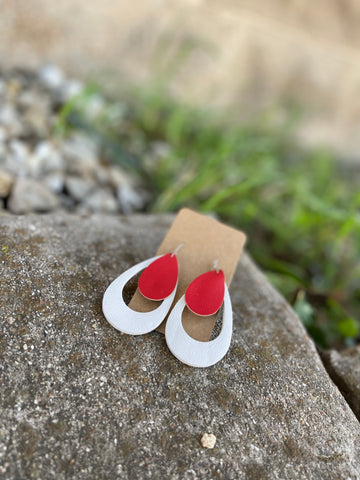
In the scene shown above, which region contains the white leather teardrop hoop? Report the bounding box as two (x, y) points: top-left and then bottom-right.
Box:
(102, 256), (178, 335)
(165, 283), (233, 368)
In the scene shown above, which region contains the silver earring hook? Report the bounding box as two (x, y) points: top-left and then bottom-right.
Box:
(212, 259), (219, 273)
(171, 242), (184, 257)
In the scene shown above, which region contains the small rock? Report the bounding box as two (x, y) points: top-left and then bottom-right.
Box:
(62, 134), (99, 175)
(58, 193), (75, 210)
(9, 139), (29, 162)
(117, 184), (144, 214)
(82, 94), (106, 120)
(42, 171), (65, 194)
(0, 126), (6, 143)
(23, 102), (50, 138)
(6, 77), (23, 100)
(38, 64), (65, 90)
(201, 433), (216, 449)
(151, 141), (172, 159)
(0, 79), (5, 97)
(0, 104), (16, 127)
(17, 89), (38, 109)
(61, 79), (83, 101)
(5, 140), (30, 176)
(321, 347), (360, 420)
(81, 188), (118, 213)
(108, 165), (132, 189)
(33, 141), (65, 174)
(0, 105), (22, 137)
(0, 168), (14, 197)
(8, 178), (60, 213)
(93, 165), (111, 186)
(65, 176), (95, 201)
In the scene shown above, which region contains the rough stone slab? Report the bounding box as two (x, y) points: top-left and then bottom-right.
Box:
(0, 213), (360, 480)
(321, 347), (360, 421)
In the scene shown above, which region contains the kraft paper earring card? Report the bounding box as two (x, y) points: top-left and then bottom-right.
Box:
(129, 208), (246, 341)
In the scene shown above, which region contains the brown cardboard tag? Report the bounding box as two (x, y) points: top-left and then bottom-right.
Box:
(129, 208), (247, 341)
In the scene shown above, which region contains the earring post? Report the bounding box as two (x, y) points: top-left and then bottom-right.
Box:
(212, 259), (219, 273)
(171, 242), (184, 257)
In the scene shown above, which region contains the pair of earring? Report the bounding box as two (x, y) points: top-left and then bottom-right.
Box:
(102, 245), (233, 368)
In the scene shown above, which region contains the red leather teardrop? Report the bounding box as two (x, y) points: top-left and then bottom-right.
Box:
(185, 270), (225, 316)
(138, 254), (178, 301)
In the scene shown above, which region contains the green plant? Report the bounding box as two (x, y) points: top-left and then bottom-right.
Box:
(55, 87), (360, 349)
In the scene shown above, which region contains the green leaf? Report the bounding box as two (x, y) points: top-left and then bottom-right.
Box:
(337, 318), (359, 338)
(294, 296), (314, 327)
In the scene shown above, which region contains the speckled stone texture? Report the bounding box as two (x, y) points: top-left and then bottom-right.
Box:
(1, 213), (360, 480)
(321, 347), (360, 421)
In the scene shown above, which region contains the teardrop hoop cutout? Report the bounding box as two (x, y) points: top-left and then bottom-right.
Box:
(165, 283), (232, 368)
(102, 256), (178, 335)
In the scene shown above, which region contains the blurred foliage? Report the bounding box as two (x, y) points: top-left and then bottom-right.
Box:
(55, 86), (360, 349)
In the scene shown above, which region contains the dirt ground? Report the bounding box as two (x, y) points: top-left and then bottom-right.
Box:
(1, 0), (360, 158)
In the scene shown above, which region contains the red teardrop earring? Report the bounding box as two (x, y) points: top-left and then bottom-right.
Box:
(185, 260), (225, 316)
(138, 253), (178, 301)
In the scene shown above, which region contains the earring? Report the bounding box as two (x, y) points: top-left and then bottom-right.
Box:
(165, 261), (233, 368)
(102, 244), (183, 335)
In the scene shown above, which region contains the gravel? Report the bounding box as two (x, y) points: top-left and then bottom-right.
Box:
(0, 66), (145, 214)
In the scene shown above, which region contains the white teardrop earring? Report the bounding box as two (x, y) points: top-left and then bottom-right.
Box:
(165, 261), (233, 368)
(102, 245), (183, 335)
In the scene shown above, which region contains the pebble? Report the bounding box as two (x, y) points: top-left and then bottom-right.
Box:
(117, 184), (144, 214)
(62, 134), (99, 175)
(33, 141), (65, 174)
(22, 99), (50, 138)
(0, 126), (6, 142)
(201, 433), (216, 449)
(93, 165), (111, 186)
(5, 140), (30, 176)
(0, 105), (22, 137)
(81, 94), (106, 120)
(43, 171), (65, 194)
(61, 79), (83, 101)
(0, 104), (17, 128)
(38, 64), (65, 90)
(81, 188), (118, 213)
(107, 165), (132, 189)
(65, 176), (95, 202)
(58, 193), (75, 210)
(151, 141), (172, 159)
(8, 178), (60, 213)
(0, 79), (5, 97)
(0, 169), (14, 197)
